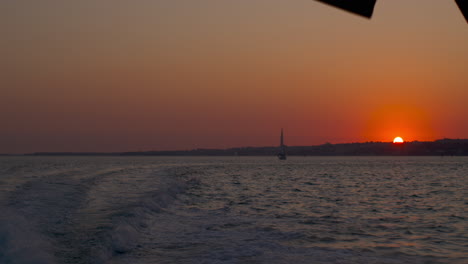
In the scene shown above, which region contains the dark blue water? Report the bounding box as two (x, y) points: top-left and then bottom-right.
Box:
(0, 156), (466, 263)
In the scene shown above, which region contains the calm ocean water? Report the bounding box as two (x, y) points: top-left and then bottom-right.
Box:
(0, 156), (466, 264)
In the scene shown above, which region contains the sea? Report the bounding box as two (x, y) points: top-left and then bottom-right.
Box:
(0, 156), (466, 264)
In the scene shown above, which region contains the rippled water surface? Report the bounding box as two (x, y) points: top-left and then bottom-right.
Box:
(0, 156), (466, 263)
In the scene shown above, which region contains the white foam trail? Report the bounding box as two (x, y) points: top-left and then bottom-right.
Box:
(92, 173), (197, 264)
(0, 209), (56, 264)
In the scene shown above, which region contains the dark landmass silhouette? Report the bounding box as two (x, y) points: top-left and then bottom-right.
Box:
(15, 138), (468, 156)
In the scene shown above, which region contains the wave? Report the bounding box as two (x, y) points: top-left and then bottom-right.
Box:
(0, 209), (56, 264)
(0, 162), (200, 264)
(89, 168), (200, 264)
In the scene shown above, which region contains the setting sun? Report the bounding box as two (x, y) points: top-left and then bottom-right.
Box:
(393, 137), (404, 144)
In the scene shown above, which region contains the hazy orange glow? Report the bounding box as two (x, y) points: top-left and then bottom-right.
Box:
(362, 103), (435, 143)
(393, 137), (404, 143)
(0, 1), (467, 153)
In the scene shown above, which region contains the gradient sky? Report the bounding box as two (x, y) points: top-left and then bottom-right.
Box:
(1, 0), (468, 153)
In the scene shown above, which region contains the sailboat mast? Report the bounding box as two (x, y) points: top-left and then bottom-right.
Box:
(278, 128), (287, 160)
(280, 128), (284, 146)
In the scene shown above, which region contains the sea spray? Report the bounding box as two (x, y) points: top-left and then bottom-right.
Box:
(0, 209), (56, 264)
(91, 169), (201, 263)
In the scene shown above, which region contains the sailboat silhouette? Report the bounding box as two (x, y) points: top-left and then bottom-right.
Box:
(278, 129), (287, 160)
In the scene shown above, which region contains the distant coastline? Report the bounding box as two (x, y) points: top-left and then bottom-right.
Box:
(4, 138), (468, 156)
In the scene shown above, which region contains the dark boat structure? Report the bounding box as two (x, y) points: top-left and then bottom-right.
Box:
(315, 0), (377, 18)
(278, 129), (287, 160)
(315, 0), (468, 23)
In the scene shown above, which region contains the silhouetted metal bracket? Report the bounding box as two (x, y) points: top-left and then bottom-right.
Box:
(316, 0), (468, 23)
(315, 0), (377, 18)
(456, 0), (468, 23)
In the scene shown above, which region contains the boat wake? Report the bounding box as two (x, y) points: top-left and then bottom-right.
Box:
(0, 159), (199, 264)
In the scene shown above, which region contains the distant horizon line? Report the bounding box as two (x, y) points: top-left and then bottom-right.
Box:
(2, 138), (467, 156)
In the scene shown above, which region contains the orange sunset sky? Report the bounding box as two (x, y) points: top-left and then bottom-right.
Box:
(1, 0), (467, 153)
